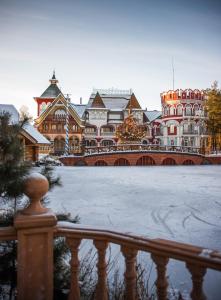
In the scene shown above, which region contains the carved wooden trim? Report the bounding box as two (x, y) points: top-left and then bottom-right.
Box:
(151, 254), (169, 300)
(186, 263), (207, 300)
(121, 246), (138, 300)
(93, 240), (108, 300)
(66, 238), (81, 300)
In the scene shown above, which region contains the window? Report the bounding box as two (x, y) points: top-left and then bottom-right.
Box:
(183, 124), (188, 133)
(169, 106), (174, 116)
(101, 127), (114, 133)
(164, 106), (168, 116)
(73, 125), (78, 132)
(52, 124), (56, 130)
(101, 140), (114, 146)
(177, 105), (183, 115)
(185, 105), (192, 116)
(85, 127), (96, 133)
(43, 124), (48, 131)
(55, 109), (66, 116)
(170, 124), (175, 133)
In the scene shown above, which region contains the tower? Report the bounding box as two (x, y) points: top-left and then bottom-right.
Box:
(34, 71), (62, 116)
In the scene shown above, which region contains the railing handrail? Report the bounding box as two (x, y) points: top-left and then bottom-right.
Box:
(0, 226), (17, 241)
(55, 222), (221, 271)
(84, 144), (202, 155)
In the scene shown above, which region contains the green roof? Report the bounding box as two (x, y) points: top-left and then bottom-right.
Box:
(40, 83), (62, 98)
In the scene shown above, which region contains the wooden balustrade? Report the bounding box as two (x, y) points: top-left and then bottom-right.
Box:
(55, 223), (221, 300)
(0, 175), (221, 299)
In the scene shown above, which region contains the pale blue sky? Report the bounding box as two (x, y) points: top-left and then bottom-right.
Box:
(0, 0), (221, 117)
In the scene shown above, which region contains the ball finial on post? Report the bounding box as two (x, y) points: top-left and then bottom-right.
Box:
(22, 173), (49, 215)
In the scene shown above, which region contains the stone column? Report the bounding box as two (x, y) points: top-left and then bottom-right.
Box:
(14, 173), (57, 300)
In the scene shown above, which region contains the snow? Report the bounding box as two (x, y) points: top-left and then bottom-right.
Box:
(27, 172), (47, 180)
(23, 123), (50, 144)
(48, 165), (221, 299)
(49, 165), (221, 249)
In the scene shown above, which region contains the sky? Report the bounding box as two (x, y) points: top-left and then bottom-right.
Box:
(0, 0), (221, 118)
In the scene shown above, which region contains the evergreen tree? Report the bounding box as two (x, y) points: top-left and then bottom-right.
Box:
(205, 82), (221, 152)
(0, 111), (79, 298)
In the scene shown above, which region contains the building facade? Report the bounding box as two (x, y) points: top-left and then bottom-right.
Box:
(34, 74), (156, 155)
(34, 74), (208, 156)
(156, 89), (207, 148)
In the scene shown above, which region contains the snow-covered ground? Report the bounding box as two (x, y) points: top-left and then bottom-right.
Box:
(48, 165), (221, 299)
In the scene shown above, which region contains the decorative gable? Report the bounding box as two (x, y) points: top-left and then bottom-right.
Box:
(126, 93), (141, 109)
(91, 92), (105, 108)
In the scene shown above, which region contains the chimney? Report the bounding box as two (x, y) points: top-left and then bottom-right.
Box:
(80, 97), (82, 105)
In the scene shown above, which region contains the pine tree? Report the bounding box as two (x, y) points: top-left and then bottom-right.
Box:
(0, 111), (79, 298)
(205, 82), (221, 152)
(116, 112), (146, 143)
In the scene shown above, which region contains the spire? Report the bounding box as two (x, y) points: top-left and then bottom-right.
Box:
(50, 70), (58, 84)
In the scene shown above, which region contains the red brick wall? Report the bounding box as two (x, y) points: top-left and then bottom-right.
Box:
(59, 152), (216, 166)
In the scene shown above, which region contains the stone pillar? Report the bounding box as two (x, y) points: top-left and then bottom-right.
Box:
(14, 173), (57, 300)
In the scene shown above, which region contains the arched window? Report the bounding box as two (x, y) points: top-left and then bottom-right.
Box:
(169, 106), (174, 116)
(164, 106), (168, 116)
(177, 105), (183, 115)
(193, 104), (199, 116)
(40, 102), (47, 114)
(185, 105), (192, 116)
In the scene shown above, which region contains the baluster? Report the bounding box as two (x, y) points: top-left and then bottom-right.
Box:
(151, 254), (169, 300)
(94, 240), (108, 300)
(66, 238), (81, 300)
(121, 246), (138, 300)
(186, 263), (207, 300)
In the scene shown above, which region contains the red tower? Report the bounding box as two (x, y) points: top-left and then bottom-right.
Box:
(34, 72), (62, 116)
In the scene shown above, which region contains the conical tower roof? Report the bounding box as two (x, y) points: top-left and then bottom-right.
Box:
(40, 71), (62, 98)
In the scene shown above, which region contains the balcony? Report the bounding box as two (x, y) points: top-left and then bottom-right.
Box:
(100, 131), (115, 136)
(183, 130), (199, 135)
(84, 131), (97, 137)
(0, 175), (220, 300)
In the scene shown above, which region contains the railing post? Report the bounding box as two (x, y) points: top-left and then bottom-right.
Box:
(186, 263), (207, 300)
(14, 173), (57, 300)
(94, 240), (108, 300)
(151, 254), (169, 300)
(121, 246), (138, 300)
(66, 238), (81, 300)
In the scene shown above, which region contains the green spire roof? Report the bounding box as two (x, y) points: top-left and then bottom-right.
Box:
(40, 72), (61, 98)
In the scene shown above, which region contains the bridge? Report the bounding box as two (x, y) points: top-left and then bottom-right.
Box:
(59, 144), (221, 166)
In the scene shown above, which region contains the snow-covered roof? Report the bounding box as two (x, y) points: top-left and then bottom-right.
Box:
(145, 110), (162, 122)
(0, 104), (50, 144)
(88, 92), (131, 110)
(71, 104), (86, 118)
(0, 104), (19, 124)
(23, 123), (50, 144)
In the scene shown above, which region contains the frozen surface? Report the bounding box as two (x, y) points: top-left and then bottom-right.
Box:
(49, 165), (221, 249)
(48, 165), (221, 299)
